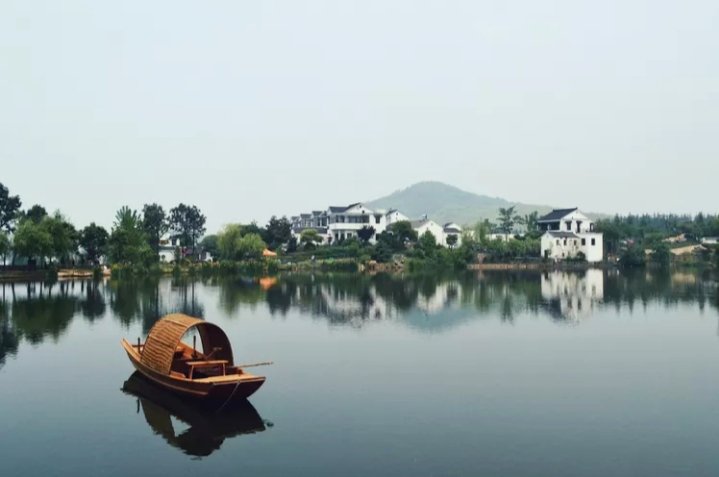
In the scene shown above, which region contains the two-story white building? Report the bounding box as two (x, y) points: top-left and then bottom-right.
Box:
(538, 208), (603, 262)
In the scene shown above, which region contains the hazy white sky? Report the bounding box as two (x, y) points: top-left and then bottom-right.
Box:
(1, 0), (717, 232)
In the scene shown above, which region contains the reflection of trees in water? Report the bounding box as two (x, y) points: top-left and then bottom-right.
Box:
(170, 277), (204, 322)
(216, 276), (265, 315)
(11, 284), (78, 344)
(0, 279), (111, 368)
(603, 269), (717, 313)
(108, 277), (204, 332)
(0, 296), (19, 368)
(80, 280), (106, 321)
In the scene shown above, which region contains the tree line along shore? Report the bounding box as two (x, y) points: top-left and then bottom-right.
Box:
(0, 182), (717, 278)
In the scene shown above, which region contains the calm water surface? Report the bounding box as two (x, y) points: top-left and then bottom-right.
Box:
(1, 270), (718, 476)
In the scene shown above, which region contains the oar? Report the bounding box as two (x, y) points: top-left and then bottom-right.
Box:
(236, 361), (274, 368)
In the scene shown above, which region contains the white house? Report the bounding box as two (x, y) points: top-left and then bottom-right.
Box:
(538, 208), (603, 263)
(158, 236), (182, 263)
(410, 218), (463, 247)
(411, 218), (445, 244)
(442, 223), (463, 247)
(291, 203), (413, 245)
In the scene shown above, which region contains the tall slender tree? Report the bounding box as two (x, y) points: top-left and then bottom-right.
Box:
(497, 206), (520, 234)
(169, 204), (206, 253)
(0, 183), (21, 233)
(142, 203), (168, 255)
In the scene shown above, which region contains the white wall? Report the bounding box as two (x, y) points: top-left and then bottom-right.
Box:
(541, 232), (603, 263)
(415, 220), (446, 245)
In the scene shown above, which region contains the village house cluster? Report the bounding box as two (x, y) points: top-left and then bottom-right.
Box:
(289, 203), (608, 262)
(289, 203), (464, 248)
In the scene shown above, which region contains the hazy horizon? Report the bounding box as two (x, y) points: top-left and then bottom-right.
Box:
(2, 1), (717, 232)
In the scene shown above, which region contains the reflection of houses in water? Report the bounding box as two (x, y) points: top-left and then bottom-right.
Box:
(541, 270), (604, 321)
(415, 282), (461, 314)
(313, 286), (395, 326)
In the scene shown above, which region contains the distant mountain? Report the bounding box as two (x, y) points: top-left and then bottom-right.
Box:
(366, 181), (554, 226)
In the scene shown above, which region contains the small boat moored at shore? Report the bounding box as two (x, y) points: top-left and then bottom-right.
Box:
(121, 314), (268, 404)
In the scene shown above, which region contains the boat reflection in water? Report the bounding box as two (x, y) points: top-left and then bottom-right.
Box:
(122, 372), (269, 457)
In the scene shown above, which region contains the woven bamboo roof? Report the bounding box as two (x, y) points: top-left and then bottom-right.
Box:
(141, 314), (233, 375)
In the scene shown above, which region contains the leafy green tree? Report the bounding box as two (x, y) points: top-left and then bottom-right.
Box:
(80, 223), (109, 265)
(650, 242), (671, 267)
(239, 221), (266, 238)
(474, 219), (493, 244)
(264, 216), (292, 250)
(522, 211), (541, 238)
(44, 213), (78, 265)
(416, 231), (438, 258)
(0, 182), (22, 232)
(24, 205), (47, 224)
(12, 219), (53, 266)
(619, 244), (646, 268)
(357, 225), (376, 244)
(236, 233), (267, 260)
(300, 229), (321, 250)
(446, 234), (458, 248)
(387, 220), (417, 250)
(218, 224), (243, 260)
(497, 206), (520, 234)
(199, 234), (219, 259)
(142, 203), (167, 255)
(0, 232), (10, 265)
(169, 204), (206, 251)
(371, 240), (394, 262)
(109, 206), (153, 265)
(217, 225), (267, 260)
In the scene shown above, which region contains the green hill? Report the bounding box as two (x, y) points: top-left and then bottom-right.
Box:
(366, 181), (554, 226)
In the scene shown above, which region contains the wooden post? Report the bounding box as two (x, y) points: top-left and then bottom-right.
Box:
(137, 337), (142, 356)
(193, 335), (197, 358)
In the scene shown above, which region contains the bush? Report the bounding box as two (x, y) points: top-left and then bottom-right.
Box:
(620, 245), (646, 268)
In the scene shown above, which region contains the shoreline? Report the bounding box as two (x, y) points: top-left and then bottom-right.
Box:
(3, 260), (711, 282)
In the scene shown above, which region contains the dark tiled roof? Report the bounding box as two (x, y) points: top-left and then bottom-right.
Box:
(538, 208), (578, 222)
(329, 206), (348, 213)
(546, 231), (579, 238)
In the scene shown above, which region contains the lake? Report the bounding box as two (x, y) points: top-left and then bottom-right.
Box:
(1, 269), (718, 476)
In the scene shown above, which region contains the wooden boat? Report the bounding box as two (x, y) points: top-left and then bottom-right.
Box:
(122, 372), (267, 456)
(121, 313), (267, 403)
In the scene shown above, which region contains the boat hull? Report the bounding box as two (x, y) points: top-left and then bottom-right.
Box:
(121, 339), (265, 403)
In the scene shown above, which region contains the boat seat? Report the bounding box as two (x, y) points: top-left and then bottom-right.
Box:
(170, 370), (185, 379)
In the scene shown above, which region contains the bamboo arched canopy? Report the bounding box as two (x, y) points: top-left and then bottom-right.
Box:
(141, 314), (234, 375)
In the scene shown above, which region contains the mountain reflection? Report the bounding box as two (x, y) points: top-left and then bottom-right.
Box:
(122, 372), (266, 457)
(0, 270), (717, 368)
